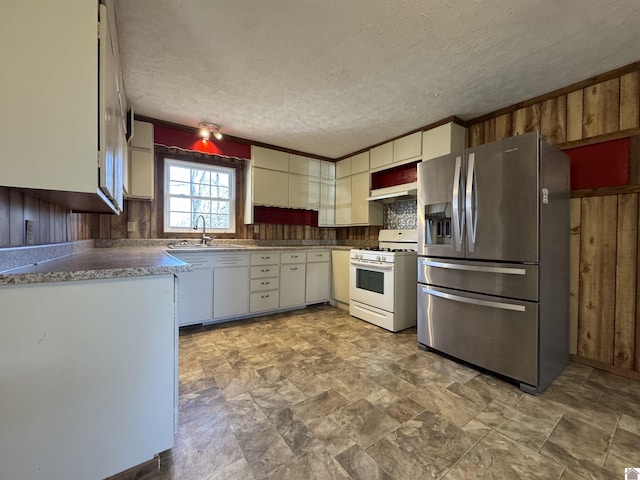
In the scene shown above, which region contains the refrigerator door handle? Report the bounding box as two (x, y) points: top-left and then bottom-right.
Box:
(421, 287), (526, 312)
(420, 259), (526, 275)
(452, 155), (464, 252)
(465, 152), (477, 252)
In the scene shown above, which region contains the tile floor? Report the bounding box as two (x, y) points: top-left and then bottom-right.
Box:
(157, 305), (640, 480)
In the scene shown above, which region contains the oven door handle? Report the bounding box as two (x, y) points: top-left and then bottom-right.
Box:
(350, 260), (394, 270)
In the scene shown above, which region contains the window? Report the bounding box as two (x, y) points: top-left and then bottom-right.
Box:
(164, 158), (235, 233)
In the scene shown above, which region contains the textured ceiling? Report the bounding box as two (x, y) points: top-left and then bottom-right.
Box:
(114, 0), (640, 158)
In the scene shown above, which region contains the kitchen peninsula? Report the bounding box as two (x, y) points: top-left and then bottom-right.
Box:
(0, 245), (189, 480)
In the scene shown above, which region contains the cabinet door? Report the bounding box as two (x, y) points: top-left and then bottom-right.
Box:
(320, 161), (336, 179)
(306, 262), (330, 303)
(336, 158), (351, 178)
(280, 264), (306, 308)
(290, 154), (320, 176)
(289, 174), (320, 210)
(335, 177), (351, 225)
(252, 146), (289, 171)
(319, 178), (335, 226)
(422, 122), (466, 161)
(350, 171), (371, 224)
(393, 131), (422, 163)
(351, 151), (370, 173)
(128, 148), (154, 199)
(131, 120), (154, 149)
(370, 142), (393, 170)
(253, 168), (289, 207)
(331, 250), (350, 305)
(176, 268), (213, 326)
(214, 267), (249, 318)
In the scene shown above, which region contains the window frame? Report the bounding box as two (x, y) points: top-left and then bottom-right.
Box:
(163, 157), (236, 234)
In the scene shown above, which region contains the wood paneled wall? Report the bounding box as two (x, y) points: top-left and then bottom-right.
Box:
(467, 62), (640, 378)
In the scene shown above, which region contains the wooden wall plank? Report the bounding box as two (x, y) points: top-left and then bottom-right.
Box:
(494, 113), (512, 140)
(9, 190), (24, 246)
(620, 71), (640, 130)
(583, 79), (620, 138)
(24, 195), (40, 245)
(566, 89), (584, 142)
(512, 104), (541, 136)
(540, 95), (567, 144)
(637, 200), (640, 371)
(578, 195), (618, 364)
(469, 123), (485, 147)
(569, 198), (582, 355)
(484, 118), (496, 144)
(0, 187), (10, 247)
(630, 135), (640, 185)
(614, 194), (637, 369)
(54, 204), (66, 243)
(39, 200), (50, 245)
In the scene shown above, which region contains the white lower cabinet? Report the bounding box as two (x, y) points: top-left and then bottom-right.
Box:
(172, 252), (215, 327)
(172, 249), (335, 324)
(176, 268), (213, 326)
(280, 252), (306, 308)
(305, 251), (331, 303)
(213, 253), (249, 319)
(250, 252), (280, 313)
(0, 275), (175, 480)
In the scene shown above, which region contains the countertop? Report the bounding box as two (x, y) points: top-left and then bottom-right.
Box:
(0, 242), (359, 286)
(0, 247), (190, 286)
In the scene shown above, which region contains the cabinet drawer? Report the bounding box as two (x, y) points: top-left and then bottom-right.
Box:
(211, 253), (249, 267)
(251, 265), (279, 278)
(251, 252), (279, 265)
(250, 277), (280, 292)
(306, 251), (330, 262)
(281, 252), (305, 264)
(250, 291), (279, 313)
(169, 252), (216, 268)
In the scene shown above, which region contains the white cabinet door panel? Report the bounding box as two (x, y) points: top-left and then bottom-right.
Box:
(253, 168), (289, 207)
(214, 267), (249, 318)
(280, 264), (306, 308)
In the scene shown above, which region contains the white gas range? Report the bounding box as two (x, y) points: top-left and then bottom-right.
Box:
(349, 229), (417, 332)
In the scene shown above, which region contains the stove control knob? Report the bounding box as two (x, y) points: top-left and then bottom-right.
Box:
(377, 255), (383, 262)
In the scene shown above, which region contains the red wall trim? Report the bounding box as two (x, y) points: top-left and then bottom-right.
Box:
(153, 125), (251, 159)
(565, 138), (630, 190)
(254, 206), (318, 227)
(371, 162), (418, 190)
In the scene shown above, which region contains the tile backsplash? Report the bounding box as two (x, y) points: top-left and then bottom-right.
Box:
(384, 199), (417, 229)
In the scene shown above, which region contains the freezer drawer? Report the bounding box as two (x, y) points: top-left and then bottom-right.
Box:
(418, 257), (538, 301)
(417, 284), (538, 386)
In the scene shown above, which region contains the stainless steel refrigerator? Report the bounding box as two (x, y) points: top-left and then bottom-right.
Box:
(417, 132), (569, 394)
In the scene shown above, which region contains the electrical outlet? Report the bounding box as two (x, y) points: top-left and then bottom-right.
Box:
(25, 220), (34, 245)
(253, 225), (260, 233)
(127, 221), (136, 232)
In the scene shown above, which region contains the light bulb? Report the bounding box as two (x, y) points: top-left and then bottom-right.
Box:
(213, 130), (223, 140)
(200, 128), (210, 141)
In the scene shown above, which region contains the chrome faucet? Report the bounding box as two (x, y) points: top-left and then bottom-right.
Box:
(193, 215), (211, 245)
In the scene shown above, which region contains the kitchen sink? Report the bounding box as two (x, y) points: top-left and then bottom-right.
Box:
(167, 243), (247, 250)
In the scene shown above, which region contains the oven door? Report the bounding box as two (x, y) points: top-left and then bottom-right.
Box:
(349, 259), (395, 312)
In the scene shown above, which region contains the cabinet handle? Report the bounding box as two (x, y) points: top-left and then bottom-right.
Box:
(316, 254), (323, 257)
(261, 281), (270, 285)
(261, 294), (270, 299)
(291, 267), (298, 271)
(292, 255), (299, 258)
(261, 269), (270, 273)
(261, 256), (271, 260)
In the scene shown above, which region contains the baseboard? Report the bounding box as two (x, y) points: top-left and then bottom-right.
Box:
(571, 355), (640, 382)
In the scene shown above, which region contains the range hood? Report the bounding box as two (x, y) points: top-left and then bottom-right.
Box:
(366, 182), (417, 202)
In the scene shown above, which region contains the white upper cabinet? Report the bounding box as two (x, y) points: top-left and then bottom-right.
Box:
(252, 169), (290, 207)
(422, 122), (466, 160)
(127, 120), (154, 200)
(290, 154), (320, 177)
(320, 161), (336, 179)
(252, 146), (290, 171)
(369, 142), (393, 170)
(393, 131), (422, 163)
(336, 158), (352, 178)
(0, 0), (126, 213)
(351, 151), (370, 173)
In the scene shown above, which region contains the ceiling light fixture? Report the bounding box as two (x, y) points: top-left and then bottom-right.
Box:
(198, 122), (223, 142)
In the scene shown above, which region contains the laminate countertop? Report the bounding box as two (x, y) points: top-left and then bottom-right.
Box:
(0, 244), (356, 286)
(0, 247), (190, 286)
